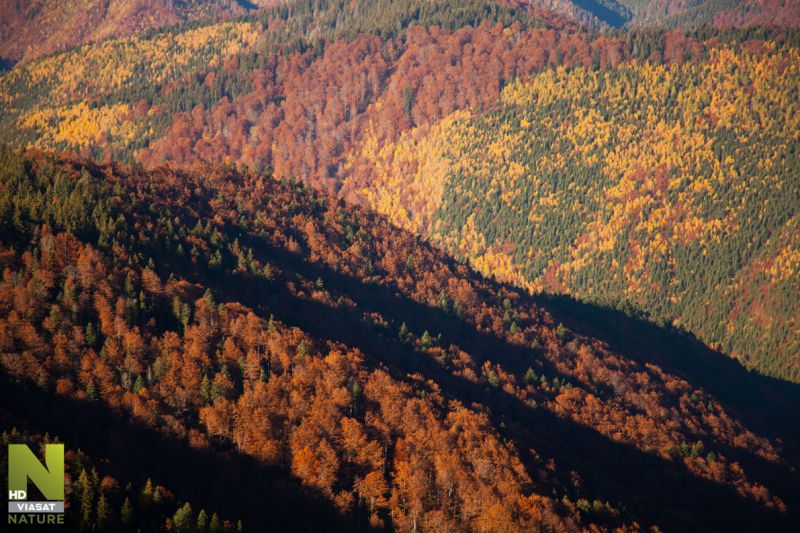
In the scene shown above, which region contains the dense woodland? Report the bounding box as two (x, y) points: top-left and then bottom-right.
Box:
(1, 2), (799, 530)
(0, 150), (798, 530)
(2, 0), (795, 67)
(0, 0), (268, 66)
(362, 39), (800, 382)
(1, 0), (797, 383)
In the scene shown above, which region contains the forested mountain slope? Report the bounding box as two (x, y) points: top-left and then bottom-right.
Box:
(1, 149), (798, 531)
(0, 0), (272, 67)
(351, 38), (800, 382)
(0, 0), (572, 173)
(1, 1), (797, 383)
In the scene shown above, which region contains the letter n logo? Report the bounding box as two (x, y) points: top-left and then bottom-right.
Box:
(8, 444), (64, 500)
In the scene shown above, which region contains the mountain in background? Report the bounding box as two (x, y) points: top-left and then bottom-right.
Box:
(0, 0), (278, 67)
(533, 0), (800, 29)
(351, 38), (800, 382)
(3, 0), (798, 68)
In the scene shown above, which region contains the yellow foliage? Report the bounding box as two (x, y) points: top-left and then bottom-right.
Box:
(345, 44), (800, 317)
(19, 102), (137, 148)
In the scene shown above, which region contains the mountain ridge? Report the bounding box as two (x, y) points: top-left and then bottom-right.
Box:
(533, 0), (800, 29)
(0, 148), (798, 530)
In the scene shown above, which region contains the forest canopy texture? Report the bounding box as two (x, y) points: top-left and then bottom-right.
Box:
(0, 1), (799, 532)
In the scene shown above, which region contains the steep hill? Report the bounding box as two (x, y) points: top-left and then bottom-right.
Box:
(0, 149), (799, 530)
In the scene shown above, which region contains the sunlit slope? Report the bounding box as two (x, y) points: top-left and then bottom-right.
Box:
(0, 19), (265, 156)
(0, 0), (550, 165)
(0, 0), (266, 65)
(1, 2), (798, 383)
(353, 42), (800, 381)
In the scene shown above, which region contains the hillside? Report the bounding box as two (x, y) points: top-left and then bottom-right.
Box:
(349, 38), (800, 383)
(0, 0), (274, 67)
(1, 149), (799, 531)
(0, 424), (245, 531)
(20, 0), (769, 70)
(1, 2), (798, 383)
(2, 1), (799, 531)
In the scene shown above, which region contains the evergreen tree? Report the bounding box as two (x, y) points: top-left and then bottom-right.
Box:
(398, 322), (409, 341)
(85, 380), (97, 400)
(197, 509), (209, 532)
(96, 493), (111, 530)
(420, 330), (432, 349)
(209, 513), (223, 533)
(120, 496), (134, 527)
(201, 375), (213, 405)
(296, 340), (309, 357)
(486, 368), (500, 389)
(556, 323), (570, 341)
(85, 323), (97, 347)
(133, 374), (144, 393)
(139, 478), (154, 512)
(173, 502), (193, 533)
(77, 469), (93, 530)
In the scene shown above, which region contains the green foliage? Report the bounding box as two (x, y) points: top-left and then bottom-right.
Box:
(0, 0), (539, 163)
(132, 375), (144, 394)
(0, 148), (111, 243)
(1, 403), (236, 531)
(556, 323), (570, 342)
(95, 493), (111, 530)
(398, 321), (409, 341)
(427, 43), (800, 382)
(420, 330), (433, 349)
(77, 469), (94, 530)
(0, 147), (796, 532)
(248, 0), (542, 48)
(173, 297), (192, 332)
(296, 340), (310, 357)
(530, 338), (542, 353)
(485, 367), (500, 389)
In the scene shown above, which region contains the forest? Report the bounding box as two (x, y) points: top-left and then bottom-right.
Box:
(0, 149), (798, 530)
(360, 39), (800, 382)
(1, 0), (797, 382)
(1, 1), (799, 531)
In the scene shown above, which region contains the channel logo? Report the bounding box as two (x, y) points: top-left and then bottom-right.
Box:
(7, 444), (65, 526)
